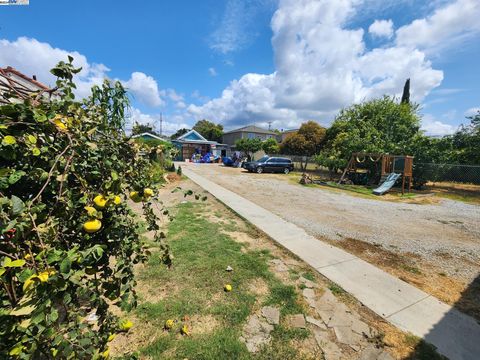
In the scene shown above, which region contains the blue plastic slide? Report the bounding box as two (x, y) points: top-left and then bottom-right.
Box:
(372, 173), (401, 195)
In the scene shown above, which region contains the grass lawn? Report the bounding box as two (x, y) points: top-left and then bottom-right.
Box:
(111, 181), (446, 360)
(112, 201), (312, 359)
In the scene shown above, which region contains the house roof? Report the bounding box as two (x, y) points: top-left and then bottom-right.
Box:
(281, 129), (299, 134)
(173, 129), (218, 144)
(0, 66), (53, 104)
(131, 132), (169, 141)
(224, 125), (277, 135)
(1, 66), (50, 90)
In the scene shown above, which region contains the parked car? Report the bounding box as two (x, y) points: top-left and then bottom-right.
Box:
(243, 156), (294, 174)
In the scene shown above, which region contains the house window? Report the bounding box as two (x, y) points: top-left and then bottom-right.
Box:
(247, 133), (255, 139)
(266, 134), (273, 139)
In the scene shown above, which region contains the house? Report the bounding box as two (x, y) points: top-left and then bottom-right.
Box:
(222, 125), (278, 146)
(172, 129), (230, 161)
(0, 66), (53, 104)
(277, 129), (299, 143)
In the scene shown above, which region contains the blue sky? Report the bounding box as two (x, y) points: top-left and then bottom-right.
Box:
(0, 0), (479, 135)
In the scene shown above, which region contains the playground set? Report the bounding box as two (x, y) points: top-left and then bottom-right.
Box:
(339, 152), (413, 195)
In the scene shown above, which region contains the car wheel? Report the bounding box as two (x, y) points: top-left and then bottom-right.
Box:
(256, 167), (263, 174)
(284, 168), (290, 174)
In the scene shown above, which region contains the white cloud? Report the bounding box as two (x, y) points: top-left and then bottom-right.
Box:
(208, 67), (218, 77)
(421, 114), (457, 136)
(395, 0), (480, 53)
(128, 108), (190, 135)
(0, 36), (109, 98)
(368, 19), (394, 38)
(209, 0), (272, 54)
(0, 37), (166, 107)
(431, 88), (464, 96)
(123, 72), (164, 107)
(190, 0), (448, 129)
(465, 107), (480, 117)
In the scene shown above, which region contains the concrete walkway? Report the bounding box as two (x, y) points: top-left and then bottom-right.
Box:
(182, 165), (480, 360)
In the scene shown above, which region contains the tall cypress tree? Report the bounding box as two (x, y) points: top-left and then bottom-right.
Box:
(401, 78), (410, 104)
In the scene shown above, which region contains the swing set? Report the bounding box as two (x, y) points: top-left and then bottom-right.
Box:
(339, 152), (414, 194)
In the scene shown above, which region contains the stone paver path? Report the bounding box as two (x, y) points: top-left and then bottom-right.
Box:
(182, 164), (480, 360)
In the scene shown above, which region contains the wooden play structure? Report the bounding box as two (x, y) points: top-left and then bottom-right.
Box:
(339, 152), (413, 194)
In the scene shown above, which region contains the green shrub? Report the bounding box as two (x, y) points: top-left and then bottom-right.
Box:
(0, 58), (171, 359)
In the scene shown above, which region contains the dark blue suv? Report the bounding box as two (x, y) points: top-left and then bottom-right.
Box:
(243, 156), (294, 174)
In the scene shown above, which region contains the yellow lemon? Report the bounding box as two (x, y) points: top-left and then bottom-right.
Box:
(180, 324), (189, 336)
(83, 219), (102, 233)
(2, 135), (16, 146)
(38, 269), (55, 281)
(143, 188), (154, 198)
(113, 195), (122, 205)
(164, 319), (174, 330)
(129, 191), (142, 203)
(53, 117), (68, 131)
(101, 348), (110, 359)
(224, 284), (232, 292)
(84, 206), (97, 217)
(9, 345), (24, 356)
(120, 319), (133, 331)
(93, 195), (107, 209)
(107, 333), (116, 342)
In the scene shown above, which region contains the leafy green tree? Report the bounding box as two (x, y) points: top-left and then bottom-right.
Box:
(448, 111), (480, 164)
(170, 128), (189, 139)
(280, 121), (326, 171)
(317, 96), (421, 172)
(235, 138), (262, 160)
(262, 137), (280, 155)
(193, 119), (223, 142)
(131, 122), (157, 135)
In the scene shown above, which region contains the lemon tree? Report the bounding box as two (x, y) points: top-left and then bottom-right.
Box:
(0, 57), (171, 359)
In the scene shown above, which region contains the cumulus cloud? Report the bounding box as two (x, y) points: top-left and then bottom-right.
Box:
(0, 37), (109, 98)
(368, 19), (394, 38)
(123, 72), (164, 107)
(191, 0), (453, 129)
(128, 108), (190, 135)
(0, 37), (166, 107)
(395, 0), (480, 53)
(421, 114), (457, 136)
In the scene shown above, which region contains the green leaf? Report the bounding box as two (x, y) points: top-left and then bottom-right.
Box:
(0, 268), (5, 276)
(9, 171), (26, 185)
(11, 195), (25, 215)
(60, 258), (72, 274)
(5, 259), (26, 268)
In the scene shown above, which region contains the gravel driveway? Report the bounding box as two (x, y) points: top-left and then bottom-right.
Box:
(183, 163), (480, 281)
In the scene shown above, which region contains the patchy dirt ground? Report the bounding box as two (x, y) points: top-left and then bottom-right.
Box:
(181, 163), (480, 320)
(112, 178), (442, 359)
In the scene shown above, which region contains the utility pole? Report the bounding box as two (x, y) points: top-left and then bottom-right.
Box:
(159, 113), (163, 136)
(268, 121), (272, 130)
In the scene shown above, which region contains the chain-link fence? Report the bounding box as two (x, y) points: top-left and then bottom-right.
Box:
(414, 163), (480, 185)
(278, 154), (480, 185)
